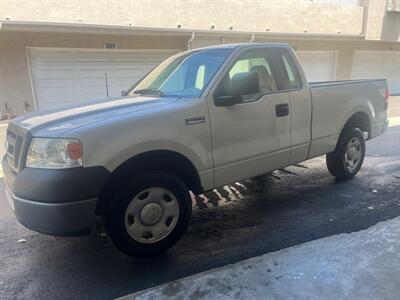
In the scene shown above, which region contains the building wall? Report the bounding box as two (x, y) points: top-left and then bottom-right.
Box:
(192, 36), (399, 79)
(365, 0), (400, 41)
(1, 0), (365, 35)
(271, 39), (400, 79)
(0, 31), (186, 117)
(1, 30), (399, 117)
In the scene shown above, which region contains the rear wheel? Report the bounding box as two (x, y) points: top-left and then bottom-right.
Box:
(326, 128), (366, 180)
(102, 172), (192, 257)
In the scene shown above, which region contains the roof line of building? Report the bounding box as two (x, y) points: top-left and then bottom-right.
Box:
(0, 20), (367, 41)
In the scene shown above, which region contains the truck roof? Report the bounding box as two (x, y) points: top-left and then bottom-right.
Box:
(194, 42), (291, 51)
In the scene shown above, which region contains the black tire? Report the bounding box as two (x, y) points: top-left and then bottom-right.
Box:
(102, 172), (192, 257)
(326, 127), (366, 180)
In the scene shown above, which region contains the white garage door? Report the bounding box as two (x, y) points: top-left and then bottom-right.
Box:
(352, 51), (400, 95)
(295, 51), (337, 82)
(28, 48), (177, 110)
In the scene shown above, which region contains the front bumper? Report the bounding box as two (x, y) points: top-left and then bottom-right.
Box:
(4, 182), (97, 236)
(2, 156), (109, 236)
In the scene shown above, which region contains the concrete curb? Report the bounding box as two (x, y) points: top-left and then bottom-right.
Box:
(120, 217), (400, 300)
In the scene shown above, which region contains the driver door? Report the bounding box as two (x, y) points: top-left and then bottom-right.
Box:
(208, 48), (291, 187)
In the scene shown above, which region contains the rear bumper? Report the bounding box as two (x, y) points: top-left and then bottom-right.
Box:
(370, 120), (388, 139)
(4, 181), (97, 236)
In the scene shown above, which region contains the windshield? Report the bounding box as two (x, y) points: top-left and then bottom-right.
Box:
(130, 49), (232, 98)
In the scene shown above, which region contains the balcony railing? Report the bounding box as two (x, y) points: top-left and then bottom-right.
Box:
(303, 0), (362, 6)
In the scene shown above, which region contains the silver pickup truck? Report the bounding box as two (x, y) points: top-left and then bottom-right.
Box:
(3, 43), (388, 257)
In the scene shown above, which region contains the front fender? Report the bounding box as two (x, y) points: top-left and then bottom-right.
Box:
(103, 140), (208, 173)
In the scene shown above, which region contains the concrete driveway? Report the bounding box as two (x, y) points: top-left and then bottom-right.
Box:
(126, 216), (400, 300)
(0, 100), (399, 299)
(388, 96), (400, 118)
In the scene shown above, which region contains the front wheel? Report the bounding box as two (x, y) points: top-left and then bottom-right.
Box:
(102, 172), (192, 257)
(326, 128), (366, 180)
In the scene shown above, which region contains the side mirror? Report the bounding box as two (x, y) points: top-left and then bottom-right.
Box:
(231, 71), (259, 96)
(214, 95), (243, 107)
(214, 72), (259, 107)
(121, 90), (128, 96)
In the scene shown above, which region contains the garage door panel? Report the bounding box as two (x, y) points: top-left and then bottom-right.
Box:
(111, 67), (146, 92)
(29, 49), (177, 109)
(80, 81), (108, 89)
(34, 78), (77, 100)
(39, 80), (76, 89)
(352, 51), (400, 94)
(145, 53), (174, 60)
(79, 70), (109, 79)
(33, 62), (75, 69)
(37, 87), (76, 96)
(39, 100), (78, 110)
(114, 62), (156, 69)
(78, 90), (107, 100)
(36, 69), (76, 84)
(76, 52), (110, 61)
(32, 51), (74, 60)
(112, 53), (149, 60)
(296, 51), (336, 81)
(112, 74), (142, 84)
(112, 67), (150, 79)
(295, 51), (337, 82)
(36, 91), (79, 105)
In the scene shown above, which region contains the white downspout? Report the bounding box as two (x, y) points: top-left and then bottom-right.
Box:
(187, 32), (195, 50)
(249, 32), (255, 43)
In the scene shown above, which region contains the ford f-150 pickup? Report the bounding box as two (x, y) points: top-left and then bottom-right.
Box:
(3, 43), (388, 257)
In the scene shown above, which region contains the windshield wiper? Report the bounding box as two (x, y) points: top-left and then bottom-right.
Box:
(133, 88), (165, 96)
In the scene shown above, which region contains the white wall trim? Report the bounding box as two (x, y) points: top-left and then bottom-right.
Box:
(0, 20), (367, 41)
(25, 47), (39, 111)
(26, 47), (180, 54)
(333, 50), (339, 80)
(353, 50), (400, 54)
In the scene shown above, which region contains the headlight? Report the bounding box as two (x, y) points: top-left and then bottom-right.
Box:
(26, 138), (83, 169)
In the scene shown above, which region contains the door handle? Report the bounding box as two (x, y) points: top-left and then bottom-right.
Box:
(185, 116), (206, 125)
(275, 103), (289, 117)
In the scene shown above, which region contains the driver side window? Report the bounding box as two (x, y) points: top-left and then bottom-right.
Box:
(226, 49), (278, 101)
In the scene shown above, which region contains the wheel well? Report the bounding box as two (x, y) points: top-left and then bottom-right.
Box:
(97, 150), (203, 212)
(341, 112), (371, 138)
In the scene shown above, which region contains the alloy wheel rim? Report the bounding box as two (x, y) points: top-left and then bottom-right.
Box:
(124, 187), (180, 244)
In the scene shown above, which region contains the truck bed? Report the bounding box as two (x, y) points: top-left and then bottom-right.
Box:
(309, 79), (387, 88)
(307, 78), (388, 158)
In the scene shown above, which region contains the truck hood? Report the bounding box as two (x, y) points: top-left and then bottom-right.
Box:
(13, 96), (178, 137)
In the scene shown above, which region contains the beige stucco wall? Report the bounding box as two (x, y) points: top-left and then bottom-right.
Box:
(1, 29), (399, 117)
(0, 0), (398, 118)
(1, 0), (364, 35)
(0, 31), (186, 117)
(365, 0), (400, 41)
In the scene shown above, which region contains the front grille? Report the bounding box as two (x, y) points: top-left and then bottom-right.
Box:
(6, 125), (29, 172)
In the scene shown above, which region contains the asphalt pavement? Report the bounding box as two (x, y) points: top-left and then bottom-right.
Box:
(0, 107), (399, 299)
(126, 216), (400, 300)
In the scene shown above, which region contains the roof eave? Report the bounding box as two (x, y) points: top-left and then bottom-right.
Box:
(0, 20), (367, 41)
